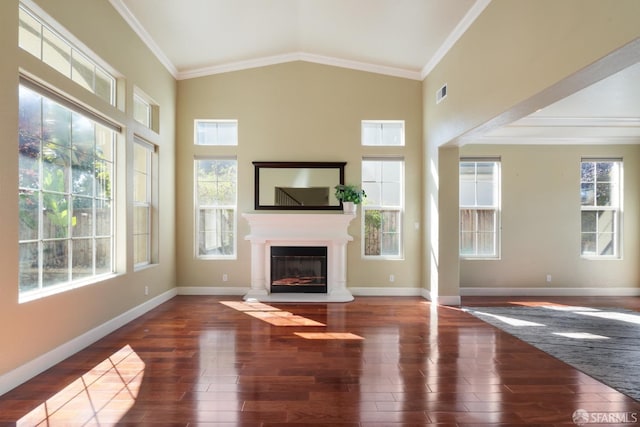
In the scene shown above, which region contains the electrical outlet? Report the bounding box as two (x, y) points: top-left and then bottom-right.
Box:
(389, 274), (395, 283)
(546, 274), (552, 283)
(222, 273), (228, 282)
(144, 286), (149, 295)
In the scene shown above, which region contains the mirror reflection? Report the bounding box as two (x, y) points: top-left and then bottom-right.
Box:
(254, 162), (346, 210)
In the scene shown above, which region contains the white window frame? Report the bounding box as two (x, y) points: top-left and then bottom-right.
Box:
(18, 81), (119, 302)
(18, 2), (117, 106)
(459, 158), (501, 259)
(580, 158), (623, 259)
(133, 138), (154, 268)
(361, 157), (404, 259)
(361, 120), (405, 146)
(133, 93), (152, 129)
(194, 120), (238, 146)
(194, 157), (238, 259)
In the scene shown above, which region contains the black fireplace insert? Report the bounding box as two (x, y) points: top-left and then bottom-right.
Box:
(270, 246), (327, 293)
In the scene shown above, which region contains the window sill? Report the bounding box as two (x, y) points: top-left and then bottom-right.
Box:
(18, 272), (120, 304)
(197, 255), (237, 261)
(134, 262), (158, 272)
(363, 256), (404, 261)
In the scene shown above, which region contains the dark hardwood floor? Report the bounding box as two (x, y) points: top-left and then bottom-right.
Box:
(2, 295), (640, 426)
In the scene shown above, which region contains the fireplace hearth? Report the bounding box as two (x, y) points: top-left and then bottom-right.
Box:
(271, 246), (327, 293)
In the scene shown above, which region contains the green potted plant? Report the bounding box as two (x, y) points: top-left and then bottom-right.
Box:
(334, 184), (366, 214)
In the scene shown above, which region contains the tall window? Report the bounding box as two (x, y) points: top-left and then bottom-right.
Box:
(362, 158), (404, 258)
(459, 159), (500, 258)
(19, 84), (115, 297)
(195, 159), (237, 258)
(18, 4), (116, 106)
(361, 121), (404, 146)
(580, 159), (622, 257)
(195, 120), (238, 146)
(133, 139), (153, 267)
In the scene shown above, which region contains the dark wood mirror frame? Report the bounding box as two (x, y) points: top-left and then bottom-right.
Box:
(253, 161), (346, 210)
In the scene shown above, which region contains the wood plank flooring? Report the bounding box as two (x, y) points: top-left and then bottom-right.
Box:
(2, 295), (640, 426)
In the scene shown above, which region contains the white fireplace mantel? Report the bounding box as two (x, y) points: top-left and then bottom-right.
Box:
(242, 212), (355, 302)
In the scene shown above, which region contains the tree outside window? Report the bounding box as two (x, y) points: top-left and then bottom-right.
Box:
(195, 159), (237, 258)
(19, 85), (114, 295)
(580, 160), (622, 257)
(362, 159), (403, 258)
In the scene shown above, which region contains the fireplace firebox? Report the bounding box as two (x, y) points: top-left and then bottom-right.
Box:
(270, 246), (327, 293)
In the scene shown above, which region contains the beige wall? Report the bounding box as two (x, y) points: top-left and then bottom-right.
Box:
(425, 0), (640, 148)
(0, 0), (176, 377)
(460, 144), (640, 289)
(176, 62), (423, 290)
(424, 0), (640, 300)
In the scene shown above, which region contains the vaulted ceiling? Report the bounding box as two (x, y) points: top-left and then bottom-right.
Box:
(111, 0), (640, 145)
(112, 0), (482, 80)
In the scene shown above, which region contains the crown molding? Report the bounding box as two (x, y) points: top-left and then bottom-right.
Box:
(463, 135), (640, 145)
(176, 52), (423, 81)
(515, 116), (640, 127)
(421, 0), (492, 79)
(109, 0), (178, 78)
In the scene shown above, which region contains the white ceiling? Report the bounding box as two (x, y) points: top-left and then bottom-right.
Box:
(111, 0), (640, 145)
(112, 0), (483, 80)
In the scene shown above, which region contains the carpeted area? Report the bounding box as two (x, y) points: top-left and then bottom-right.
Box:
(464, 304), (640, 401)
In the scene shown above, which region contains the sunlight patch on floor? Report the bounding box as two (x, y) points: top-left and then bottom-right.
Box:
(220, 301), (366, 339)
(510, 302), (599, 311)
(245, 310), (325, 326)
(474, 311), (546, 327)
(18, 345), (144, 426)
(294, 332), (364, 340)
(219, 300), (281, 312)
(552, 332), (610, 340)
(510, 301), (570, 308)
(578, 310), (640, 325)
(221, 301), (325, 326)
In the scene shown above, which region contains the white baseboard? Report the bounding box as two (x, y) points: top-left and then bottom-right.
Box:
(350, 287), (423, 297)
(177, 286), (248, 295)
(0, 288), (177, 397)
(177, 286), (429, 298)
(461, 287), (640, 297)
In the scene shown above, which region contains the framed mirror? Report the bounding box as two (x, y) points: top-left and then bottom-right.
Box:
(254, 161), (346, 210)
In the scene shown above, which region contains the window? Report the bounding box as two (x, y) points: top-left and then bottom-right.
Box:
(459, 159), (500, 258)
(580, 159), (622, 257)
(133, 139), (154, 267)
(195, 158), (237, 258)
(18, 84), (115, 297)
(362, 158), (404, 258)
(18, 4), (116, 106)
(133, 93), (151, 128)
(361, 121), (404, 146)
(195, 120), (238, 146)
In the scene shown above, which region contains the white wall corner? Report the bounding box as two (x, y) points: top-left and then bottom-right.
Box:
(437, 295), (462, 306)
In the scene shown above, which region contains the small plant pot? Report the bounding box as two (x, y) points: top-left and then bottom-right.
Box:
(342, 202), (356, 214)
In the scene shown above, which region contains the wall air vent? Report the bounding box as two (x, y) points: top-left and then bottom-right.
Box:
(436, 84), (447, 104)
